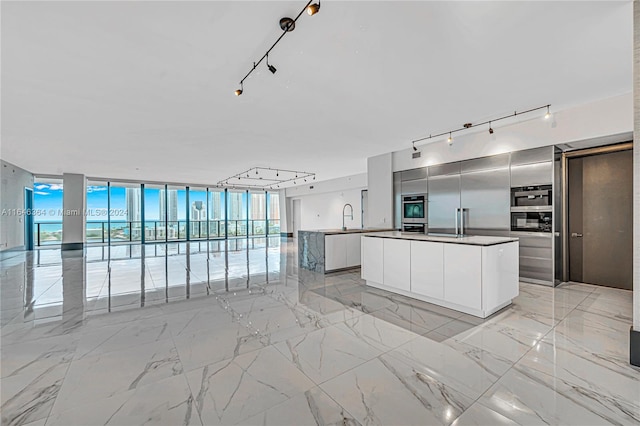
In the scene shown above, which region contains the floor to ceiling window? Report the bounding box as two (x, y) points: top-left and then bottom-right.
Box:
(228, 190), (247, 238)
(33, 178), (64, 246)
(209, 189), (225, 238)
(111, 182), (142, 243)
(144, 184), (165, 242)
(268, 192), (280, 235)
(188, 187), (207, 240)
(167, 185), (186, 241)
(250, 191), (266, 236)
(86, 180), (109, 244)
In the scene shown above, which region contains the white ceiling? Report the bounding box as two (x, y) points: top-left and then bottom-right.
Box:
(1, 1), (632, 186)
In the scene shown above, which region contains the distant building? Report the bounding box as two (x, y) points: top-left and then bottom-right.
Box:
(159, 190), (178, 222)
(191, 201), (206, 221)
(126, 188), (141, 222)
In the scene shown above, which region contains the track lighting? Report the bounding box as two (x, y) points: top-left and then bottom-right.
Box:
(234, 82), (243, 96)
(217, 167), (315, 189)
(411, 103), (550, 149)
(235, 1), (321, 97)
(307, 0), (320, 16)
(266, 55), (277, 74)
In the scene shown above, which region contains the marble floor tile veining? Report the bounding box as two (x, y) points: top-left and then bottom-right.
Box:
(1, 239), (638, 425)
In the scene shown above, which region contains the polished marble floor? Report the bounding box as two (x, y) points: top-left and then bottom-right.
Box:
(1, 238), (638, 426)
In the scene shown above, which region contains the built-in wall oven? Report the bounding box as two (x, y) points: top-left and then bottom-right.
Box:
(510, 182), (554, 284)
(402, 194), (427, 233)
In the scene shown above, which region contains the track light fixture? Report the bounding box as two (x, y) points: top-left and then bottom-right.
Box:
(235, 0), (320, 96)
(234, 82), (243, 96)
(266, 55), (277, 74)
(411, 104), (550, 149)
(217, 167), (315, 189)
(307, 0), (320, 16)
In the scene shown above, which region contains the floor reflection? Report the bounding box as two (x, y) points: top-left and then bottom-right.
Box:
(4, 237), (285, 327)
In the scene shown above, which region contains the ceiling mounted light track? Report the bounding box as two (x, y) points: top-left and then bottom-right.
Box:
(410, 104), (551, 148)
(218, 167), (316, 189)
(234, 0), (320, 96)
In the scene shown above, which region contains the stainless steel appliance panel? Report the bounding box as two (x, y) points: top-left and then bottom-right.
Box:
(511, 232), (553, 284)
(427, 175), (460, 234)
(428, 162), (460, 178)
(393, 172), (402, 229)
(401, 178), (427, 196)
(460, 167), (510, 236)
(510, 146), (553, 166)
(401, 168), (427, 181)
(460, 153), (510, 174)
(403, 223), (426, 233)
(510, 162), (553, 186)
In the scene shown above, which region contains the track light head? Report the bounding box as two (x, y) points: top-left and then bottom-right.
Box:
(234, 88), (243, 96)
(268, 64), (277, 74)
(412, 142), (418, 152)
(488, 122), (494, 134)
(307, 2), (320, 15)
(544, 106), (551, 120)
(447, 133), (453, 145)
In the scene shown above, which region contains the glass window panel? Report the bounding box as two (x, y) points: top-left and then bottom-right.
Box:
(228, 191), (247, 237)
(144, 185), (165, 241)
(110, 183), (141, 243)
(188, 187), (207, 240)
(86, 180), (108, 244)
(268, 192), (280, 235)
(167, 185), (186, 241)
(250, 192), (266, 236)
(208, 190), (225, 238)
(33, 178), (63, 246)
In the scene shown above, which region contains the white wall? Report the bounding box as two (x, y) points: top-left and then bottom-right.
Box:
(0, 160), (34, 251)
(393, 93), (632, 173)
(286, 173), (366, 231)
(367, 153), (393, 228)
(62, 173), (86, 247)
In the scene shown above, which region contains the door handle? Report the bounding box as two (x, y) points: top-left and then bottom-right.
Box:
(571, 232), (583, 238)
(455, 208), (459, 235)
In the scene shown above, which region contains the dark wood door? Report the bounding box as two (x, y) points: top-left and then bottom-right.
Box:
(568, 149), (633, 289)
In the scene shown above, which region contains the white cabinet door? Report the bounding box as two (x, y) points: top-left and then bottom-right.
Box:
(345, 233), (362, 268)
(361, 236), (384, 283)
(410, 241), (444, 299)
(444, 244), (482, 310)
(383, 238), (411, 292)
(325, 234), (347, 271)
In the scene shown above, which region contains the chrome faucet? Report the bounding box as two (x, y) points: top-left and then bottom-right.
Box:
(342, 203), (353, 231)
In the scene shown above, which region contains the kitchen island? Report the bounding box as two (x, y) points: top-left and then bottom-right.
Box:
(361, 231), (519, 318)
(298, 228), (394, 273)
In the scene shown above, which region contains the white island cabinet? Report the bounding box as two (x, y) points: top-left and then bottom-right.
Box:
(361, 232), (519, 318)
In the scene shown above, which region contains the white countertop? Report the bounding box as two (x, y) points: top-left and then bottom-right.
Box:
(362, 231), (518, 246)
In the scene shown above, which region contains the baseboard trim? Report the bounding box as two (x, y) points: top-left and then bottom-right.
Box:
(61, 242), (84, 251)
(631, 327), (640, 367)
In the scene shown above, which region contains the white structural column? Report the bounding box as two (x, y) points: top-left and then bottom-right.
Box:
(62, 173), (86, 250)
(632, 0), (640, 366)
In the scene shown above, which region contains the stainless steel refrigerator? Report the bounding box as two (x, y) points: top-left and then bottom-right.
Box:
(428, 154), (510, 237)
